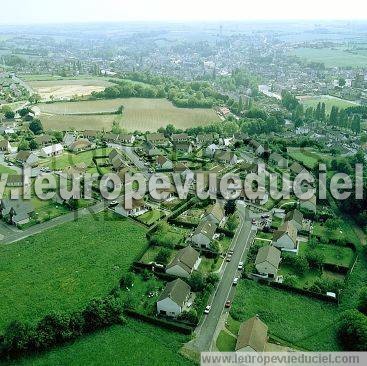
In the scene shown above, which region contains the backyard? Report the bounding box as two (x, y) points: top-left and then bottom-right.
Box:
(230, 279), (341, 351)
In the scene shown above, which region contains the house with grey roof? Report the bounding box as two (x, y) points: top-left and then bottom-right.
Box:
(272, 221), (298, 251)
(166, 246), (200, 278)
(191, 220), (217, 249)
(203, 203), (225, 225)
(156, 278), (191, 317)
(0, 199), (35, 225)
(269, 152), (288, 169)
(15, 151), (38, 167)
(285, 209), (303, 231)
(235, 316), (268, 352)
(255, 246), (281, 278)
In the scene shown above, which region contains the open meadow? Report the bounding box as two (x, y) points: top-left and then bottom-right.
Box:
(290, 47), (367, 68)
(298, 95), (358, 114)
(0, 212), (148, 331)
(39, 98), (219, 131)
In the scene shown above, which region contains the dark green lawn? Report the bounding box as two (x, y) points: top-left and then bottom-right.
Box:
(0, 212), (148, 331)
(230, 280), (341, 351)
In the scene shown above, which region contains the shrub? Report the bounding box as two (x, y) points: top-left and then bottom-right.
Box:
(338, 310), (367, 351)
(155, 248), (172, 265)
(358, 287), (367, 316)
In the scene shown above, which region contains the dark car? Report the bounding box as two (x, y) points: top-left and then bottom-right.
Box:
(225, 300), (231, 308)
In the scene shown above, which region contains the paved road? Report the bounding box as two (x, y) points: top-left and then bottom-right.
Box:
(0, 201), (107, 245)
(191, 203), (257, 352)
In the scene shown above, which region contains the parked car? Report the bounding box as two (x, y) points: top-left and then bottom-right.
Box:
(204, 305), (211, 314)
(233, 277), (239, 285)
(228, 249), (234, 255)
(261, 214), (270, 219)
(251, 218), (256, 224)
(225, 300), (231, 308)
(109, 200), (119, 207)
(226, 255), (232, 262)
(238, 261), (243, 270)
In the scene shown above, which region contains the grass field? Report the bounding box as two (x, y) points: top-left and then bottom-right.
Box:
(0, 164), (16, 174)
(298, 95), (358, 114)
(13, 320), (194, 366)
(230, 280), (341, 351)
(39, 148), (113, 170)
(0, 212), (148, 331)
(288, 147), (332, 169)
(39, 98), (219, 132)
(290, 47), (367, 68)
(29, 78), (114, 101)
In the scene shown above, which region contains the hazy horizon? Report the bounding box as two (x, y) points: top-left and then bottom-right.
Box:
(0, 0), (366, 25)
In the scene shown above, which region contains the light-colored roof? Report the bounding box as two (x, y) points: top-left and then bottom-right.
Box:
(205, 203), (224, 222)
(235, 316), (268, 352)
(41, 143), (63, 155)
(193, 220), (216, 239)
(285, 209), (303, 226)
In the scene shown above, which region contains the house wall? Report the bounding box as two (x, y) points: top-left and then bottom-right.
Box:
(156, 297), (181, 317)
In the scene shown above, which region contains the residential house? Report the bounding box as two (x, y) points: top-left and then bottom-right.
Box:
(171, 133), (189, 142)
(269, 152), (288, 169)
(103, 133), (118, 143)
(272, 221), (298, 251)
(204, 143), (219, 158)
(191, 220), (217, 249)
(69, 139), (93, 152)
(109, 149), (126, 171)
(248, 140), (264, 156)
(114, 198), (147, 217)
(34, 134), (53, 146)
(300, 195), (317, 213)
(146, 133), (168, 145)
(0, 198), (35, 225)
(156, 278), (191, 317)
(63, 132), (77, 148)
(83, 130), (99, 141)
(0, 139), (11, 153)
(203, 203), (225, 225)
(16, 151), (38, 167)
(173, 141), (193, 154)
(197, 133), (215, 145)
(255, 246), (281, 278)
(235, 316), (268, 353)
(285, 209), (303, 231)
(40, 143), (64, 158)
(166, 246), (200, 278)
(156, 155), (173, 170)
(118, 134), (135, 144)
(214, 149), (238, 165)
(6, 174), (30, 188)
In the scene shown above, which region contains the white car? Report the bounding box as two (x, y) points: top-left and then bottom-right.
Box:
(233, 277), (239, 285)
(204, 305), (211, 314)
(238, 261), (244, 270)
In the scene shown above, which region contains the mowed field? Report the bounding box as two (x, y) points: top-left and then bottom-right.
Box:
(29, 78), (114, 100)
(290, 47), (367, 68)
(39, 98), (220, 131)
(298, 95), (358, 114)
(13, 321), (194, 366)
(0, 212), (148, 331)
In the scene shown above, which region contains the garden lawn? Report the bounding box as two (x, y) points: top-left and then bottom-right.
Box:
(0, 164), (16, 174)
(0, 212), (148, 331)
(299, 242), (354, 267)
(216, 330), (236, 352)
(137, 210), (165, 226)
(12, 320), (194, 366)
(230, 280), (341, 351)
(39, 148), (113, 170)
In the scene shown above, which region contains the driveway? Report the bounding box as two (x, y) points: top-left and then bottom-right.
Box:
(189, 202), (257, 352)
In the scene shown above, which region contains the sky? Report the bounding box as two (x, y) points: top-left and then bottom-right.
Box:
(0, 0), (366, 25)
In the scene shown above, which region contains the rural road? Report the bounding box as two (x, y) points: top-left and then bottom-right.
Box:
(190, 202), (257, 352)
(0, 201), (107, 245)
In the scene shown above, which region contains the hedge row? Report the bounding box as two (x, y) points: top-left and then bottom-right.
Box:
(125, 310), (193, 335)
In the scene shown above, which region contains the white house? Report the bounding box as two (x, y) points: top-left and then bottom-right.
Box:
(40, 143), (64, 158)
(235, 316), (268, 352)
(156, 278), (191, 317)
(166, 246), (200, 278)
(255, 246), (281, 278)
